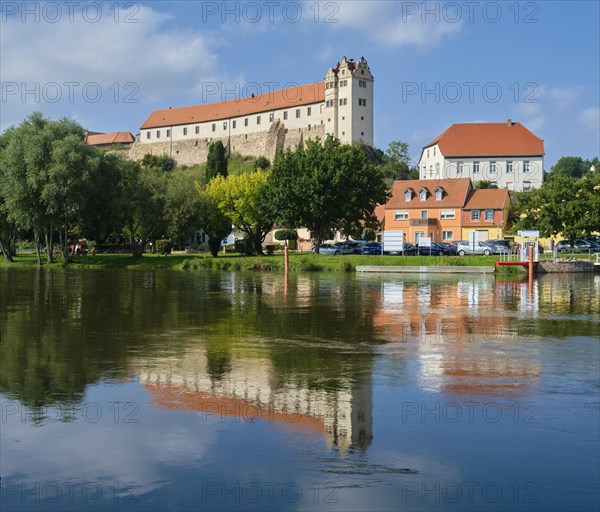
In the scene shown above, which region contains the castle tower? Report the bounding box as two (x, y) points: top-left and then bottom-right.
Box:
(324, 63), (339, 139)
(324, 56), (374, 147)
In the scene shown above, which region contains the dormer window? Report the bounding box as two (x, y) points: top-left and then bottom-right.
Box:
(419, 189), (428, 201)
(404, 190), (412, 202)
(435, 187), (443, 201)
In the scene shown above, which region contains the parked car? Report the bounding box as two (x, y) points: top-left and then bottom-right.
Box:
(337, 240), (367, 254)
(438, 242), (458, 255)
(585, 239), (600, 250)
(483, 239), (513, 255)
(555, 239), (597, 253)
(456, 241), (492, 256)
(318, 243), (342, 255)
(416, 242), (454, 256)
(361, 242), (383, 255)
(384, 242), (416, 256)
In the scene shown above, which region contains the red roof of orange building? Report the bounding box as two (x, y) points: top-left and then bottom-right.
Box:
(86, 131), (135, 145)
(425, 122), (544, 157)
(464, 188), (509, 210)
(385, 178), (472, 209)
(140, 82), (325, 130)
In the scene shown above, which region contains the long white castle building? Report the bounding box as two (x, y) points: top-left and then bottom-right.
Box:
(128, 56), (374, 165)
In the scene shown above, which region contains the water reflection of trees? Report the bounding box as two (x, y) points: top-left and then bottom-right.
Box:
(0, 271), (377, 453)
(0, 270), (234, 414)
(1, 270), (597, 430)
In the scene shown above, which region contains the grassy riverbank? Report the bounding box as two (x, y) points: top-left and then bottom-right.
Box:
(1, 252), (518, 272)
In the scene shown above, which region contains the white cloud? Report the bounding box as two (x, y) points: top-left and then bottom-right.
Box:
(1, 5), (221, 104)
(539, 85), (585, 110)
(306, 1), (462, 50)
(577, 106), (600, 131)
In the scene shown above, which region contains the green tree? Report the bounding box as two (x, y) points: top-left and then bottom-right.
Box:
(205, 169), (273, 255)
(0, 128), (17, 262)
(141, 153), (176, 172)
(473, 180), (499, 189)
(0, 113), (87, 264)
(163, 169), (204, 247)
(549, 156), (588, 179)
(197, 192), (232, 257)
(206, 141), (228, 182)
(119, 161), (169, 256)
(254, 156), (270, 171)
(269, 136), (389, 248)
(379, 140), (411, 182)
(512, 169), (600, 242)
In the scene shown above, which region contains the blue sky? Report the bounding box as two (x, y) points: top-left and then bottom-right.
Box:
(1, 0), (598, 168)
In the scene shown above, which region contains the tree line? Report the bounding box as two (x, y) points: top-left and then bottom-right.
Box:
(0, 113), (389, 263)
(3, 113), (596, 265)
(511, 157), (600, 241)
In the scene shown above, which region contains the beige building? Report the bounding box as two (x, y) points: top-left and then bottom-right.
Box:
(418, 120), (545, 192)
(130, 56), (374, 165)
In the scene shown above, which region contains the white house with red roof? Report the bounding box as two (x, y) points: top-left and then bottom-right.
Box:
(418, 120), (545, 192)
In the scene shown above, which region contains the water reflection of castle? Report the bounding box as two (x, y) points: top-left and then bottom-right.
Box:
(137, 348), (372, 455)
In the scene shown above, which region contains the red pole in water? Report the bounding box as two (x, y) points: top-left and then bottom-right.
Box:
(528, 246), (534, 288)
(284, 243), (289, 292)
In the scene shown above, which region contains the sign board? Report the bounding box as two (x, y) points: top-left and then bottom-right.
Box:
(420, 237), (432, 248)
(383, 230), (404, 253)
(518, 230), (540, 238)
(468, 231), (478, 251)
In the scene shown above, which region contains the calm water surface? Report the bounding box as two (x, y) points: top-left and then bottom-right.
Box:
(1, 269), (599, 511)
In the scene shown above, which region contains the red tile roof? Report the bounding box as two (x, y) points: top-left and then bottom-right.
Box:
(144, 384), (325, 435)
(140, 82), (325, 130)
(425, 122), (544, 157)
(464, 188), (509, 210)
(86, 131), (135, 145)
(385, 178), (472, 209)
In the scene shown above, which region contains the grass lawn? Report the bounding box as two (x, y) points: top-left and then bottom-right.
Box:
(1, 251), (519, 272)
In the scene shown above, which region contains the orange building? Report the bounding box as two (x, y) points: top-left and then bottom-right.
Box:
(462, 187), (510, 241)
(384, 178), (509, 243)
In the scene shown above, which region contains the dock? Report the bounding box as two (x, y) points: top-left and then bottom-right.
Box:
(355, 266), (495, 274)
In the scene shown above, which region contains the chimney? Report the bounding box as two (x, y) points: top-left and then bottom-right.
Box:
(507, 118), (512, 127)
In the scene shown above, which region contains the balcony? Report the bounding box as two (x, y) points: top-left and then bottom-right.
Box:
(410, 218), (437, 226)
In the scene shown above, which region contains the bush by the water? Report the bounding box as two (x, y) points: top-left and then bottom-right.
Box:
(155, 239), (173, 255)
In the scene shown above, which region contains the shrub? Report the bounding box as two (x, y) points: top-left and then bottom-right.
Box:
(274, 229), (298, 241)
(265, 244), (277, 255)
(234, 239), (254, 255)
(155, 239), (173, 255)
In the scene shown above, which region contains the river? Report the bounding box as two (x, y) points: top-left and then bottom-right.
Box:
(1, 269), (598, 511)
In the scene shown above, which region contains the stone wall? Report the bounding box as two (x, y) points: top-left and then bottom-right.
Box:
(538, 260), (598, 273)
(127, 122), (327, 166)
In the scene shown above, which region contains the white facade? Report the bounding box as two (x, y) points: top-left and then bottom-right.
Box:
(419, 149), (544, 191)
(324, 56), (374, 146)
(140, 56), (374, 148)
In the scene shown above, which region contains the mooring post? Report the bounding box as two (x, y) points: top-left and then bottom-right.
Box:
(528, 247), (534, 289)
(284, 243), (289, 293)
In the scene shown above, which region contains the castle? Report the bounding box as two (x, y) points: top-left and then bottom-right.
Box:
(127, 56), (374, 165)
